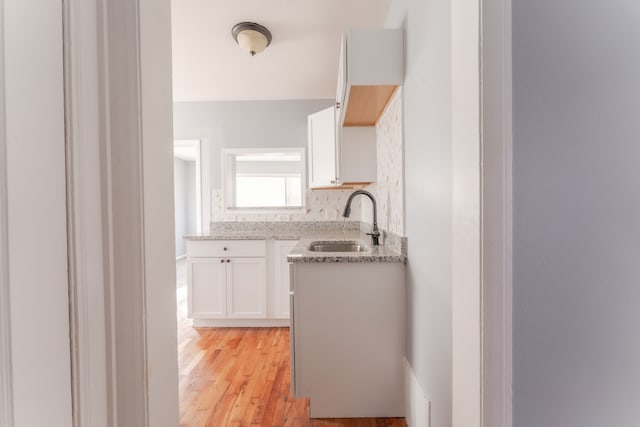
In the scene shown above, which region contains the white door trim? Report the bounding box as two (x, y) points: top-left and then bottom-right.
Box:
(0, 1), (15, 425)
(63, 0), (110, 425)
(65, 0), (178, 425)
(102, 1), (150, 425)
(480, 0), (513, 425)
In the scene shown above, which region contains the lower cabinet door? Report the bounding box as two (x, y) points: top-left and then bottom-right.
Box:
(226, 257), (267, 319)
(188, 258), (227, 318)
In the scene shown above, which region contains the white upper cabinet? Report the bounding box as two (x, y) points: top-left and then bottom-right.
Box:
(308, 28), (400, 190)
(308, 107), (376, 189)
(336, 29), (403, 127)
(308, 107), (338, 188)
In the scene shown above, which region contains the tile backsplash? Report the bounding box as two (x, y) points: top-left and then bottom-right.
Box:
(361, 89), (405, 235)
(211, 188), (362, 222)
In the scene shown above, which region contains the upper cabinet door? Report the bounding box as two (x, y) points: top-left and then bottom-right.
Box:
(335, 33), (347, 122)
(336, 29), (403, 127)
(308, 106), (338, 188)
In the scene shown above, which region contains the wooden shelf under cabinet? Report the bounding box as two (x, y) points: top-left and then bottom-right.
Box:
(310, 182), (372, 191)
(343, 85), (399, 127)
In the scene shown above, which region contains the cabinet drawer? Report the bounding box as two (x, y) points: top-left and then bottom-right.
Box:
(187, 240), (266, 258)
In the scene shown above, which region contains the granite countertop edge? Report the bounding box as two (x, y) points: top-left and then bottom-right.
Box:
(184, 230), (406, 264)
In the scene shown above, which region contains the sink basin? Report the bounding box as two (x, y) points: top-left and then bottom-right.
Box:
(308, 241), (367, 252)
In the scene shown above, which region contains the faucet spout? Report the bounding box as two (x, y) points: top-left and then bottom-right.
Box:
(342, 190), (380, 246)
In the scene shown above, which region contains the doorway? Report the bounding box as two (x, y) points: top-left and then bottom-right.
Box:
(173, 138), (202, 258)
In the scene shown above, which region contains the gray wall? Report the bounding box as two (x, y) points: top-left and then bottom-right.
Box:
(386, 1), (453, 426)
(513, 1), (640, 426)
(173, 99), (333, 185)
(173, 100), (333, 226)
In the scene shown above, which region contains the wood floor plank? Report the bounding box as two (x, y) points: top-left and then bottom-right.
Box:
(176, 261), (406, 426)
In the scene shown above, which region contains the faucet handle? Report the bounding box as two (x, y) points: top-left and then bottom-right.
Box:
(366, 231), (381, 246)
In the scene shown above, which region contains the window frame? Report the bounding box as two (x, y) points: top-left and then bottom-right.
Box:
(222, 147), (307, 214)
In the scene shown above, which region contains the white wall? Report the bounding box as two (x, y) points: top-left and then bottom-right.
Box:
(173, 99), (371, 224)
(140, 0), (180, 424)
(3, 0), (73, 425)
(184, 160), (197, 234)
(386, 0), (453, 426)
(173, 99), (333, 188)
(174, 158), (187, 256)
(512, 1), (640, 426)
(450, 0), (480, 426)
(385, 1), (481, 426)
(174, 158), (197, 256)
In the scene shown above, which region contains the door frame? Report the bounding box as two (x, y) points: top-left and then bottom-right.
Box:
(65, 0), (178, 425)
(0, 1), (14, 425)
(480, 0), (513, 426)
(61, 0), (514, 425)
(63, 0), (111, 425)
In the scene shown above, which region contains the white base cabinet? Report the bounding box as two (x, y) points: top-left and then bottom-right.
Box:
(290, 261), (405, 418)
(189, 258), (227, 319)
(186, 239), (298, 327)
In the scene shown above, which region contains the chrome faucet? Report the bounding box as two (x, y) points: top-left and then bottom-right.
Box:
(342, 190), (380, 246)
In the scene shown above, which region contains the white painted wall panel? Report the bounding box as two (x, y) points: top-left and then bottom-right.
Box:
(139, 0), (180, 424)
(386, 0), (453, 425)
(4, 0), (72, 425)
(174, 158), (187, 256)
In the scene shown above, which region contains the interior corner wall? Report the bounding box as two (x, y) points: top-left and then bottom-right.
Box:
(386, 0), (453, 426)
(513, 1), (640, 426)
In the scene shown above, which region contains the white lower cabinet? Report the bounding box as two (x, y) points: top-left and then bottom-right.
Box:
(187, 239), (298, 327)
(188, 258), (227, 319)
(225, 257), (266, 319)
(290, 261), (405, 418)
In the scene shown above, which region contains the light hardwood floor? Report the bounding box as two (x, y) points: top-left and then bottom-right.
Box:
(177, 260), (406, 427)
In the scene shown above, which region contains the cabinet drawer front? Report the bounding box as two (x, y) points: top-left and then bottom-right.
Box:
(187, 240), (266, 258)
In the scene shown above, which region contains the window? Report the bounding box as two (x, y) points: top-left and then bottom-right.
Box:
(223, 148), (306, 212)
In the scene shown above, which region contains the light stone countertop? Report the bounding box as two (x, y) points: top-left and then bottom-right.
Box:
(286, 234), (405, 263)
(184, 225), (406, 264)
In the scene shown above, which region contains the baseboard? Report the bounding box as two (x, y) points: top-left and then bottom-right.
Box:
(175, 254), (186, 261)
(404, 358), (430, 427)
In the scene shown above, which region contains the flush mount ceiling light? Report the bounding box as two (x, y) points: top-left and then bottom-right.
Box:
(231, 22), (272, 56)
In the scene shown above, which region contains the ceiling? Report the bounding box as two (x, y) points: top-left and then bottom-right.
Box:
(171, 0), (391, 102)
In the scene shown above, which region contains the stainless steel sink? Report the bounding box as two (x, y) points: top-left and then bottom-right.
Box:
(307, 241), (367, 252)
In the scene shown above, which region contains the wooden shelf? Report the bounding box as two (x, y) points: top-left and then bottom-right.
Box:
(344, 85), (398, 126)
(310, 182), (372, 191)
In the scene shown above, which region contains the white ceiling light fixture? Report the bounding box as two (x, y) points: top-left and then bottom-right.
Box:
(231, 22), (272, 56)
